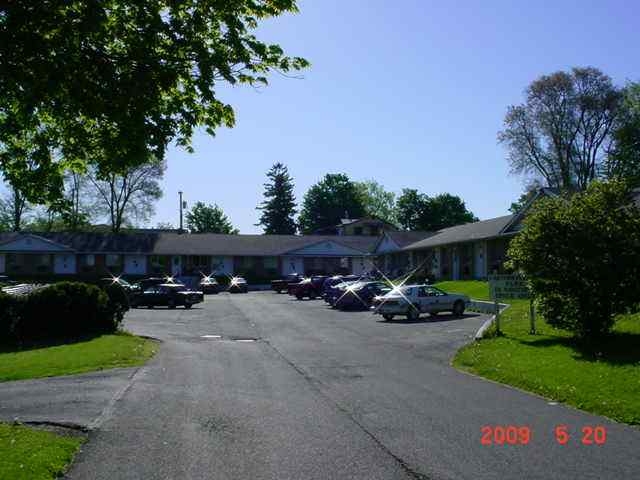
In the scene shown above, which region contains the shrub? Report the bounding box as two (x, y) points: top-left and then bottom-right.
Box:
(102, 283), (130, 326)
(13, 282), (113, 342)
(0, 293), (23, 344)
(508, 181), (640, 342)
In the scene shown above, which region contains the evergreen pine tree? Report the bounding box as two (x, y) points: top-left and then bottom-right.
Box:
(256, 163), (297, 234)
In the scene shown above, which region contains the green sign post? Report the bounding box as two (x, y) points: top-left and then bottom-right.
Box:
(488, 273), (535, 334)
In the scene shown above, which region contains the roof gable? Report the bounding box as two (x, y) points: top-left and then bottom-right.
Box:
(375, 232), (401, 254)
(0, 234), (74, 252)
(284, 240), (369, 256)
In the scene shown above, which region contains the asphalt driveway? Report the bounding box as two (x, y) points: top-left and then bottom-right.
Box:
(7, 291), (638, 479)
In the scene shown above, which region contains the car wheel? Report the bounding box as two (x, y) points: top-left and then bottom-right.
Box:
(453, 301), (465, 317)
(276, 289), (282, 294)
(168, 300), (176, 309)
(295, 293), (303, 300)
(184, 302), (192, 309)
(429, 312), (438, 318)
(382, 314), (394, 321)
(309, 293), (316, 300)
(406, 306), (419, 321)
(147, 305), (154, 309)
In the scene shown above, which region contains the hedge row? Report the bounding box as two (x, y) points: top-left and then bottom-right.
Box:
(0, 282), (129, 344)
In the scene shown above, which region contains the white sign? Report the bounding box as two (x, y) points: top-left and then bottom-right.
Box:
(489, 273), (530, 299)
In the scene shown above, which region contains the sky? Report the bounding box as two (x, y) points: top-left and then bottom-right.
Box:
(12, 0), (640, 233)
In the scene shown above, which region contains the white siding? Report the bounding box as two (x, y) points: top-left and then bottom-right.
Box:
(351, 257), (374, 276)
(0, 254), (5, 273)
(211, 256), (233, 275)
(124, 255), (147, 275)
(281, 256), (304, 275)
(54, 254), (76, 274)
(474, 242), (487, 279)
(171, 256), (182, 276)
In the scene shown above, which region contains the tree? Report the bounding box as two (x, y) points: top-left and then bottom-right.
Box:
(186, 202), (238, 234)
(0, 183), (32, 232)
(298, 174), (366, 233)
(509, 181), (543, 214)
(423, 194), (477, 231)
(395, 189), (429, 230)
(606, 82), (640, 186)
(256, 163), (297, 234)
(0, 1), (310, 203)
(89, 159), (165, 233)
(507, 181), (640, 342)
(355, 180), (397, 225)
(498, 67), (622, 192)
(395, 190), (477, 231)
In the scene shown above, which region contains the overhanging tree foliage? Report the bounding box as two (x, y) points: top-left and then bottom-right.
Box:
(507, 181), (640, 341)
(256, 162), (297, 234)
(0, 1), (309, 203)
(298, 174), (365, 234)
(498, 67), (622, 192)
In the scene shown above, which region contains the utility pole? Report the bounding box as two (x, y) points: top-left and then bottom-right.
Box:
(179, 191), (184, 234)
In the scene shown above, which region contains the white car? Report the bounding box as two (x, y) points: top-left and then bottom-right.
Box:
(371, 285), (470, 321)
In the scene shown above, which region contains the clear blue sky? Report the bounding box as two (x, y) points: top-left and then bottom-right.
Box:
(21, 1), (640, 233)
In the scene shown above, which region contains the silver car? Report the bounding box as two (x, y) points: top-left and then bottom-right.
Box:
(372, 285), (469, 321)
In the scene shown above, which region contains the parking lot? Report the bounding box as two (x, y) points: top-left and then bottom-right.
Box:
(67, 291), (640, 480)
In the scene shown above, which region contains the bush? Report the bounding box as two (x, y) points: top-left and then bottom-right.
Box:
(508, 181), (640, 341)
(102, 283), (130, 326)
(0, 293), (23, 344)
(0, 282), (125, 344)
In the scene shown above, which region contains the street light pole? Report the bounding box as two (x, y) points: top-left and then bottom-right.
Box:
(179, 191), (183, 233)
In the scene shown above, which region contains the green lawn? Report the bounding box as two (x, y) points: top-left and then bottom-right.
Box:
(435, 280), (492, 301)
(0, 423), (84, 479)
(438, 280), (640, 425)
(0, 333), (157, 382)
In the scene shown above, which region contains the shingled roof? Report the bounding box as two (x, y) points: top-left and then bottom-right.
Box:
(402, 215), (516, 251)
(152, 233), (378, 256)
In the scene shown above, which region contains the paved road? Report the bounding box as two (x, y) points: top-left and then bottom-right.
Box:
(0, 368), (138, 429)
(67, 292), (640, 479)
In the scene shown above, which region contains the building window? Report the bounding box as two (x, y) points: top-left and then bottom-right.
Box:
(263, 257), (278, 269)
(84, 254), (95, 266)
(106, 254), (122, 267)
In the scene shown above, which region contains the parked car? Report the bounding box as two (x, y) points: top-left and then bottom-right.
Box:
(135, 276), (177, 292)
(322, 275), (361, 303)
(132, 283), (204, 309)
(199, 276), (219, 294)
(372, 285), (469, 321)
(332, 281), (392, 310)
(271, 274), (304, 293)
(228, 276), (248, 293)
(289, 276), (327, 300)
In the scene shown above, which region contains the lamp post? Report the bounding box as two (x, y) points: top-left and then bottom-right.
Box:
(179, 191), (184, 233)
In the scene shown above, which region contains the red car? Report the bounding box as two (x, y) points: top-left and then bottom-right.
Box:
(289, 276), (327, 300)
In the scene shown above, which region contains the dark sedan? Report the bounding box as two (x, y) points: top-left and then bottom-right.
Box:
(271, 274), (304, 293)
(331, 281), (392, 310)
(132, 283), (204, 309)
(199, 277), (219, 294)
